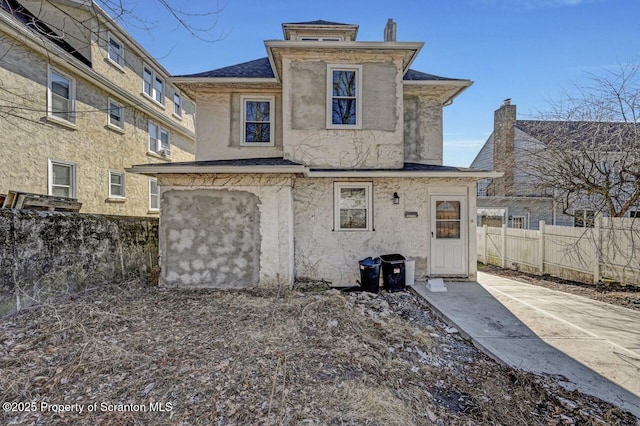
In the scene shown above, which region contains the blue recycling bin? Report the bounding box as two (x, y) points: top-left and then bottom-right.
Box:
(358, 257), (381, 293)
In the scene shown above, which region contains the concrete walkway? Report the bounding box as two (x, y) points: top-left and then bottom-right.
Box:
(411, 271), (640, 418)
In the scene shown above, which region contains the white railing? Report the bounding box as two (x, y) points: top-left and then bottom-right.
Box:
(477, 218), (640, 285)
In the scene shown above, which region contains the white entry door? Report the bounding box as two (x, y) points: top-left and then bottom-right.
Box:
(430, 196), (468, 276)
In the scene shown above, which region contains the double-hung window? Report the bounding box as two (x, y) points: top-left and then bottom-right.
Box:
(48, 67), (75, 124)
(148, 121), (170, 156)
(241, 96), (274, 145)
(107, 99), (124, 129)
(327, 64), (361, 128)
(173, 93), (182, 117)
(334, 182), (372, 231)
(143, 65), (164, 104)
(48, 159), (76, 198)
(107, 33), (125, 68)
(574, 209), (595, 228)
(109, 171), (125, 198)
(149, 178), (160, 211)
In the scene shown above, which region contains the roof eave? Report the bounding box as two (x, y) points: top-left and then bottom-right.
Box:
(305, 169), (502, 178)
(126, 165), (308, 175)
(171, 77), (278, 84)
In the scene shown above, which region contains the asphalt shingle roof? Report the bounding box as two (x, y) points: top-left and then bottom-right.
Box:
(137, 157), (304, 168)
(283, 20), (354, 26)
(175, 58), (275, 79)
(515, 120), (640, 150)
(178, 57), (465, 82)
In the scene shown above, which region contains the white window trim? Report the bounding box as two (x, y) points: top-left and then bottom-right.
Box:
(326, 64), (362, 129)
(107, 32), (125, 70)
(142, 63), (165, 106)
(173, 92), (182, 118)
(148, 121), (171, 157)
(149, 177), (160, 212)
(334, 182), (373, 231)
(47, 66), (76, 126)
(511, 215), (527, 229)
(240, 95), (275, 146)
(108, 170), (126, 199)
(574, 209), (596, 228)
(107, 98), (125, 130)
(48, 159), (77, 198)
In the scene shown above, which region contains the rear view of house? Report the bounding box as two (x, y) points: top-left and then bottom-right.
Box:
(130, 20), (498, 288)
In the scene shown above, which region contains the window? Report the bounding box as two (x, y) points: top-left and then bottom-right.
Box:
(327, 64), (361, 128)
(629, 209), (640, 218)
(108, 171), (125, 198)
(48, 159), (76, 198)
(48, 67), (75, 124)
(149, 178), (159, 211)
(142, 65), (164, 104)
(574, 209), (595, 228)
(512, 216), (526, 229)
(334, 182), (372, 231)
(435, 201), (461, 239)
(107, 33), (125, 68)
(148, 122), (170, 156)
(241, 96), (274, 145)
(173, 93), (182, 117)
(107, 99), (124, 129)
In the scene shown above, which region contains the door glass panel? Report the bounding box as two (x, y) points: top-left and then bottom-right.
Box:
(436, 201), (460, 239)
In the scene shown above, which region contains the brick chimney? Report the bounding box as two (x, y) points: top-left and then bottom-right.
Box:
(492, 99), (516, 196)
(384, 18), (396, 42)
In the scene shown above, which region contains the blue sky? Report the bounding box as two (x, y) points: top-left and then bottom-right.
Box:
(120, 0), (640, 167)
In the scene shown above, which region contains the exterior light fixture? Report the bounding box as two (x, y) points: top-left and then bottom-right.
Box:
(393, 192), (400, 205)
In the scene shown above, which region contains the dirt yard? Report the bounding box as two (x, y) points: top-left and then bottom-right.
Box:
(0, 279), (637, 425)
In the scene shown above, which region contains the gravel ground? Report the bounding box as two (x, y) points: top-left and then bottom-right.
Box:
(0, 279), (637, 425)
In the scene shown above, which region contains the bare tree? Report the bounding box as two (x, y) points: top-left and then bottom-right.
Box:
(524, 63), (640, 220)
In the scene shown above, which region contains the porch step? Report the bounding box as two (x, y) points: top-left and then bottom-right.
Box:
(427, 278), (448, 292)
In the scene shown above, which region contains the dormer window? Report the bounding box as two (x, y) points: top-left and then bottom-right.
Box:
(327, 64), (362, 128)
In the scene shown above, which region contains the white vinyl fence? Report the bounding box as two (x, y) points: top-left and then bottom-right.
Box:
(477, 218), (640, 285)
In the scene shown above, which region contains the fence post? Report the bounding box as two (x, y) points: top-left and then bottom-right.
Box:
(538, 220), (545, 275)
(483, 224), (488, 265)
(593, 215), (601, 284)
(501, 224), (507, 269)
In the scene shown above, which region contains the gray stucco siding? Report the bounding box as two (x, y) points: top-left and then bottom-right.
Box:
(160, 188), (261, 288)
(289, 61), (398, 132)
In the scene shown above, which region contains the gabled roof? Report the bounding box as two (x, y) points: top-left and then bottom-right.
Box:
(515, 120), (640, 150)
(0, 0), (91, 66)
(176, 56), (465, 83)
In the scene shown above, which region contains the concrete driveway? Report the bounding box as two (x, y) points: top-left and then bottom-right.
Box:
(412, 271), (640, 418)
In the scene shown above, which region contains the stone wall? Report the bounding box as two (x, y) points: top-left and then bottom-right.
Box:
(0, 210), (158, 316)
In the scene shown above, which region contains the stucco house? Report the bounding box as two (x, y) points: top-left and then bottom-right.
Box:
(0, 0), (195, 216)
(130, 20), (498, 289)
(471, 100), (639, 229)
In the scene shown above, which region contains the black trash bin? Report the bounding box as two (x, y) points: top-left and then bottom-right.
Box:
(379, 254), (406, 292)
(358, 257), (381, 293)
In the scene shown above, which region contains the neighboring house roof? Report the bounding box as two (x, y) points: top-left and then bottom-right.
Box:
(0, 0), (91, 66)
(176, 57), (464, 82)
(515, 120), (639, 150)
